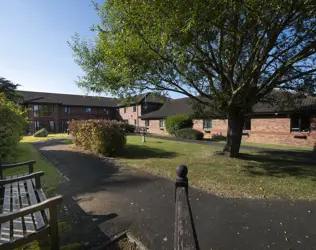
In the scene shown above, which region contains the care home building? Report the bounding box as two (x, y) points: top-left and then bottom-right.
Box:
(19, 91), (119, 134)
(140, 94), (316, 148)
(19, 90), (316, 148)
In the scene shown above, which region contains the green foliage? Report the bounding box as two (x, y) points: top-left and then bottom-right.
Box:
(0, 93), (27, 163)
(0, 76), (21, 102)
(33, 128), (49, 137)
(68, 120), (126, 156)
(117, 122), (136, 133)
(175, 128), (204, 140)
(165, 115), (192, 135)
(70, 0), (316, 156)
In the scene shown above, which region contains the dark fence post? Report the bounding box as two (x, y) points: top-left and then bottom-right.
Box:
(174, 165), (199, 250)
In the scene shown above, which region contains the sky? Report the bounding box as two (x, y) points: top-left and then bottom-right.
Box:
(0, 0), (113, 97)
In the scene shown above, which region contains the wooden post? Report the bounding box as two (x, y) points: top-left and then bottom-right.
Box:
(174, 165), (199, 250)
(28, 162), (34, 174)
(142, 133), (146, 143)
(49, 205), (60, 250)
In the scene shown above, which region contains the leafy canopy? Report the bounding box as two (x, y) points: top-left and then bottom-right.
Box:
(70, 0), (315, 115)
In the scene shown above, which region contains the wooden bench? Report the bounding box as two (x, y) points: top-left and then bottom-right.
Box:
(0, 160), (63, 250)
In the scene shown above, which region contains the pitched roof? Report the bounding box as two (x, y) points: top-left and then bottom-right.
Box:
(141, 92), (316, 119)
(140, 97), (193, 119)
(117, 92), (170, 106)
(18, 90), (119, 107)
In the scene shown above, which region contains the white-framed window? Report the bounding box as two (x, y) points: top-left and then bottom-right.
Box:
(64, 107), (70, 114)
(84, 107), (91, 113)
(145, 120), (150, 126)
(291, 115), (310, 132)
(159, 119), (164, 128)
(33, 105), (39, 117)
(104, 108), (108, 114)
(133, 105), (136, 112)
(203, 119), (212, 129)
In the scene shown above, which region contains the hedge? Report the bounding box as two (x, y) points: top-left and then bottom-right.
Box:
(33, 128), (48, 137)
(68, 120), (126, 156)
(175, 128), (204, 140)
(0, 93), (27, 163)
(165, 114), (193, 135)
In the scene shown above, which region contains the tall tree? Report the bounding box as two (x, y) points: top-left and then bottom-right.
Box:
(69, 0), (316, 157)
(0, 77), (20, 102)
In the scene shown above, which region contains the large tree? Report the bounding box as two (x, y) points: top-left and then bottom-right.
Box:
(70, 0), (316, 157)
(0, 77), (20, 102)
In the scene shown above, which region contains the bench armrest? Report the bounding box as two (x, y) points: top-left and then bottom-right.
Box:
(1, 160), (36, 173)
(0, 195), (63, 224)
(0, 171), (44, 186)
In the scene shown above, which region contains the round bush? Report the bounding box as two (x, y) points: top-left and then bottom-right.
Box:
(33, 128), (49, 137)
(165, 115), (193, 135)
(175, 128), (204, 140)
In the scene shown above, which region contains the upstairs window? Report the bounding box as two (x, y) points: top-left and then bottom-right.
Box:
(85, 107), (91, 113)
(133, 105), (137, 112)
(34, 105), (54, 117)
(291, 115), (310, 132)
(64, 107), (70, 114)
(244, 118), (251, 130)
(203, 119), (212, 129)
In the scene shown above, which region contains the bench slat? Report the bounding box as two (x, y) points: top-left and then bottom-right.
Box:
(12, 177), (24, 240)
(0, 177), (11, 244)
(19, 179), (36, 235)
(26, 178), (45, 230)
(35, 187), (49, 219)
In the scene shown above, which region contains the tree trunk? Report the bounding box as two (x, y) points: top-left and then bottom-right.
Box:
(223, 107), (245, 157)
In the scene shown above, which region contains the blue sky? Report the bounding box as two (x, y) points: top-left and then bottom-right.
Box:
(0, 0), (106, 96)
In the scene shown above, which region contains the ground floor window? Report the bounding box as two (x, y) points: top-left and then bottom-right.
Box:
(49, 121), (55, 132)
(291, 115), (310, 132)
(203, 119), (212, 129)
(134, 119), (137, 125)
(145, 120), (150, 126)
(244, 118), (251, 130)
(34, 121), (40, 131)
(159, 119), (164, 128)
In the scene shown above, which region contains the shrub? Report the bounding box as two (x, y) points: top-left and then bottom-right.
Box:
(117, 122), (136, 133)
(0, 93), (27, 163)
(33, 128), (48, 137)
(165, 115), (193, 135)
(175, 128), (204, 140)
(68, 119), (126, 156)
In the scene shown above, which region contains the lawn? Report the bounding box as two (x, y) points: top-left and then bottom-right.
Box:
(22, 133), (70, 143)
(117, 136), (316, 200)
(3, 142), (62, 193)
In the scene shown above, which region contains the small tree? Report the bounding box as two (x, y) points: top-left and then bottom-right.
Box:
(0, 77), (21, 102)
(70, 0), (316, 157)
(0, 93), (27, 163)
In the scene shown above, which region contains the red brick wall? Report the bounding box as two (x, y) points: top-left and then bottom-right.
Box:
(119, 105), (141, 126)
(146, 119), (169, 135)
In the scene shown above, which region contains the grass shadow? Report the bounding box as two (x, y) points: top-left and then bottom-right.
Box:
(119, 144), (178, 159)
(204, 135), (227, 142)
(239, 150), (316, 179)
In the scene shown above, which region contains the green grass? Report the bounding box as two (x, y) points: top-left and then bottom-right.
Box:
(117, 136), (316, 200)
(22, 133), (70, 143)
(3, 142), (62, 189)
(61, 139), (73, 145)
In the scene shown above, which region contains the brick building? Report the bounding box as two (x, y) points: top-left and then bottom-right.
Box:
(140, 94), (316, 148)
(19, 91), (119, 134)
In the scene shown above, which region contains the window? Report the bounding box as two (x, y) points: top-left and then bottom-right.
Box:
(84, 107), (91, 113)
(244, 118), (251, 130)
(104, 108), (108, 114)
(34, 121), (40, 131)
(291, 115), (310, 132)
(34, 105), (54, 117)
(145, 120), (150, 126)
(124, 107), (127, 113)
(64, 107), (70, 114)
(134, 119), (137, 125)
(49, 121), (55, 132)
(203, 119), (212, 129)
(133, 105), (136, 112)
(159, 119), (164, 128)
